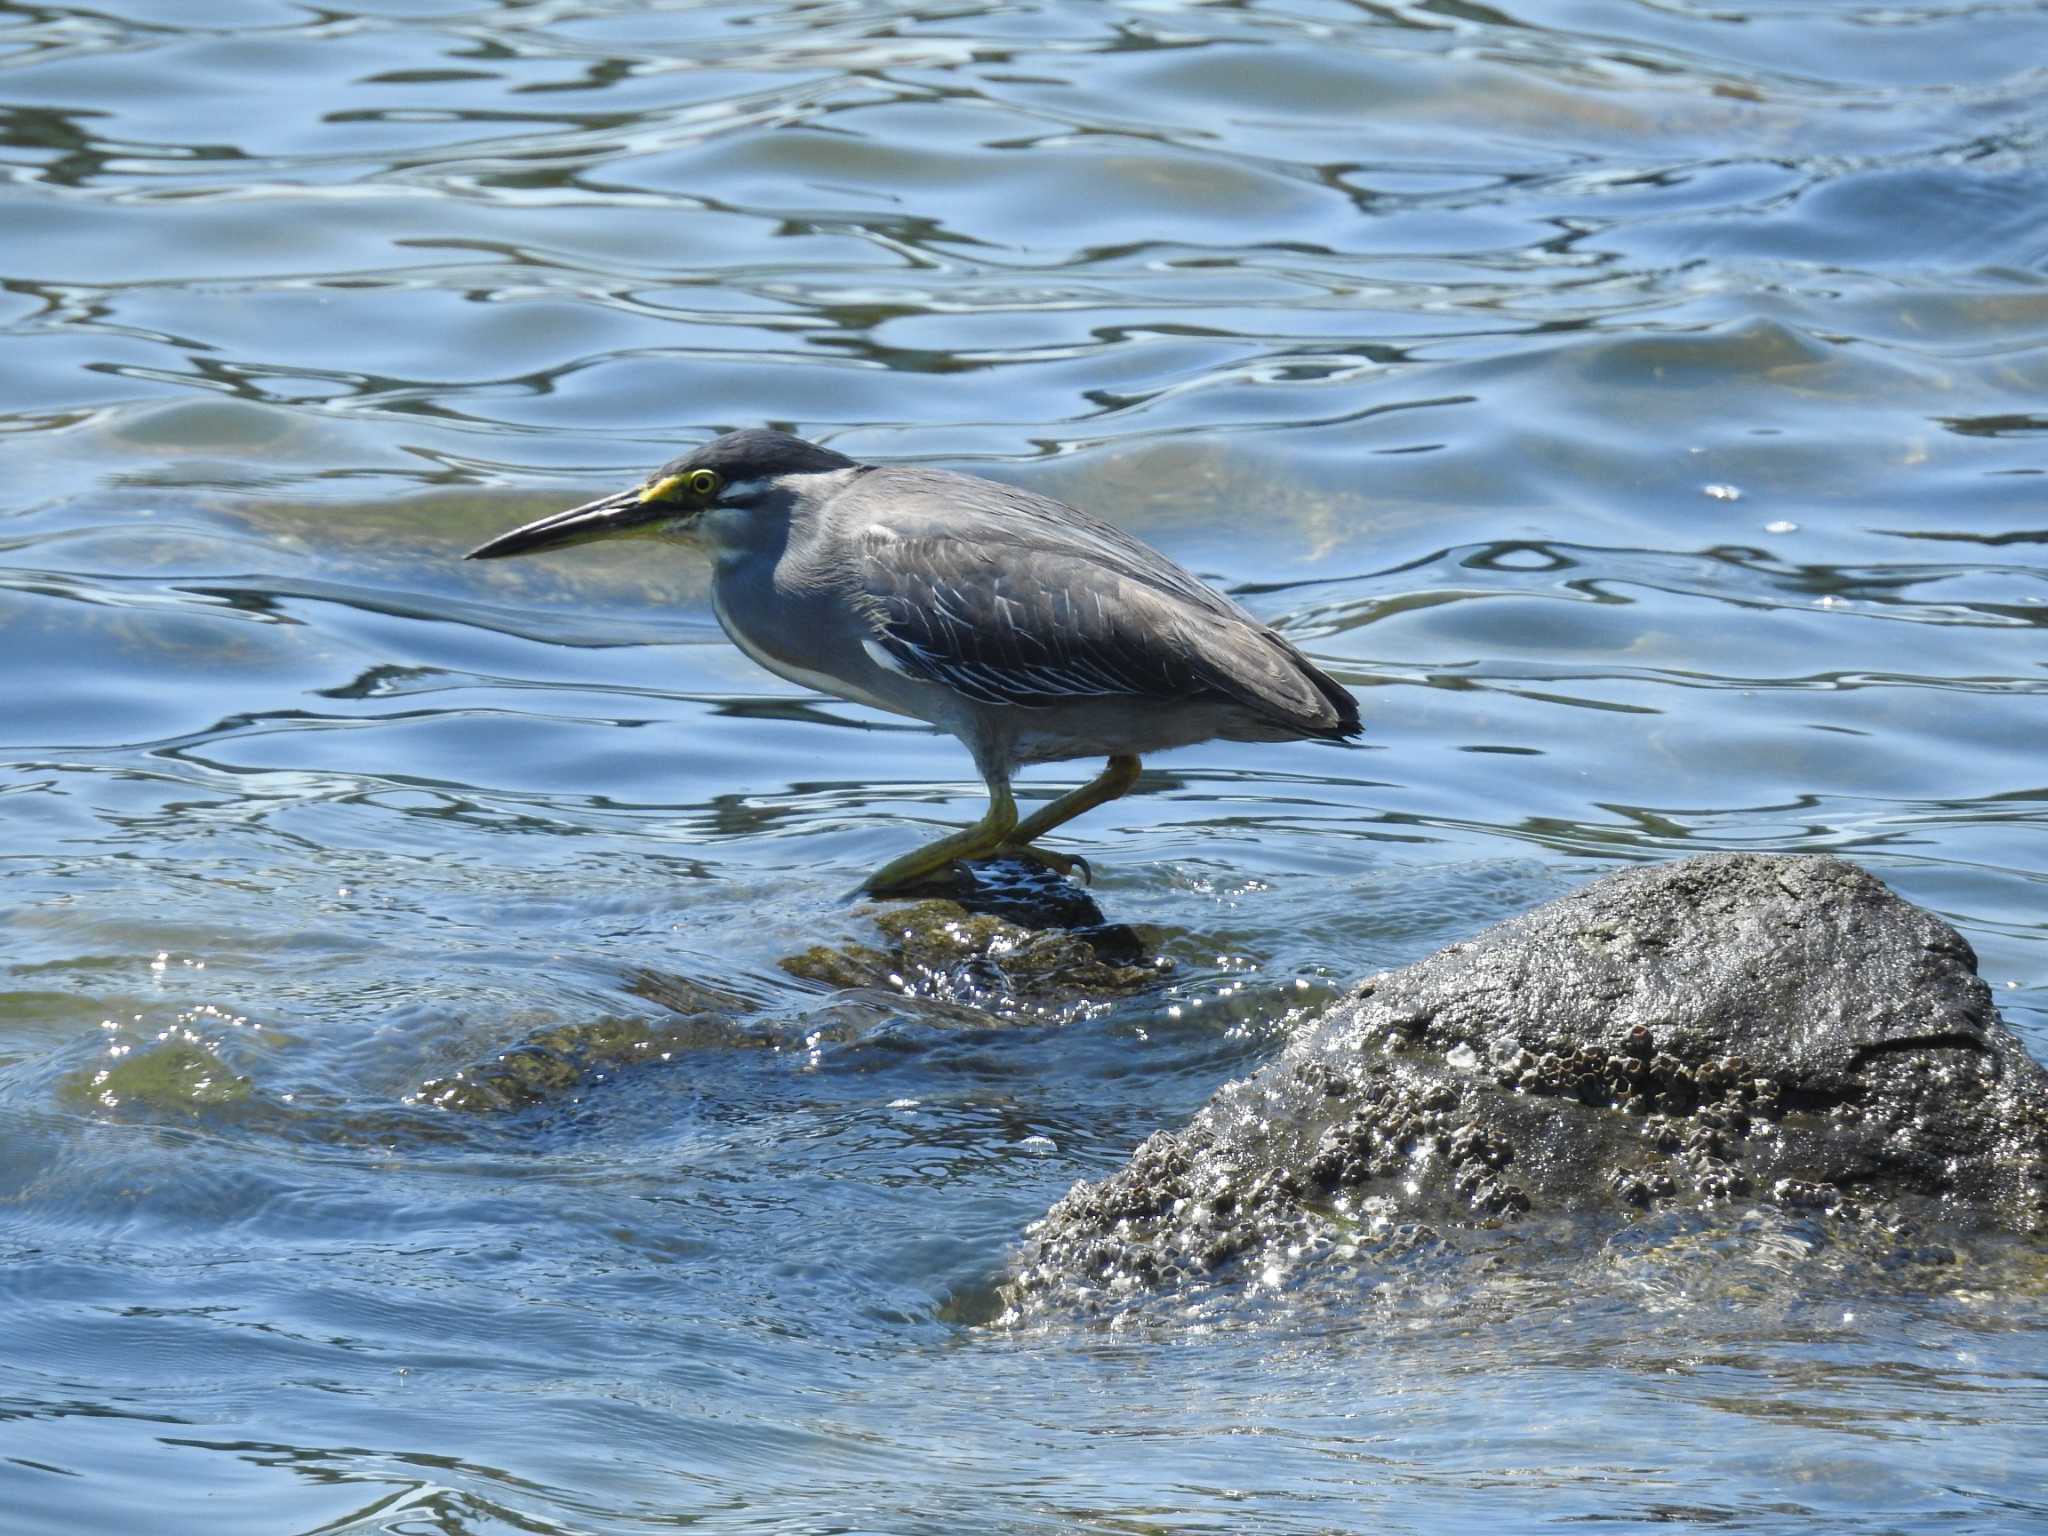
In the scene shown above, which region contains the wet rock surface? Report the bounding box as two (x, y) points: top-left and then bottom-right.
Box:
(1005, 853), (2048, 1318)
(782, 892), (1165, 1014)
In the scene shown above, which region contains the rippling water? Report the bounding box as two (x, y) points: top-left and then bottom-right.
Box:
(3, 1), (2045, 1531)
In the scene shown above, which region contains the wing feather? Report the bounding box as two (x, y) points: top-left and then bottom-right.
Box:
(832, 469), (1358, 739)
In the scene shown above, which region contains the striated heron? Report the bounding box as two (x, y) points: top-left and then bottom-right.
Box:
(467, 430), (1361, 894)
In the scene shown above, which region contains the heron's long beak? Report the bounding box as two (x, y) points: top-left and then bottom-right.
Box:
(465, 488), (669, 560)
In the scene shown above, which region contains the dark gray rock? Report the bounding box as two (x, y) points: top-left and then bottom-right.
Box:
(1004, 854), (2048, 1317)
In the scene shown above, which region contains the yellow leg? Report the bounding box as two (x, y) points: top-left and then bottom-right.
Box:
(999, 753), (1142, 863)
(861, 780), (1018, 896)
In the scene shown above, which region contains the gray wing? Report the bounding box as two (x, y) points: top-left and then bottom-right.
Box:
(834, 469), (1359, 737)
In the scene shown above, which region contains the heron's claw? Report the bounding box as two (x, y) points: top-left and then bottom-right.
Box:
(993, 842), (1091, 885)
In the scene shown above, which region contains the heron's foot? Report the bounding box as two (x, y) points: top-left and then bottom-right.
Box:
(860, 799), (1020, 898)
(861, 834), (1003, 897)
(856, 767), (1125, 898)
(992, 841), (1091, 884)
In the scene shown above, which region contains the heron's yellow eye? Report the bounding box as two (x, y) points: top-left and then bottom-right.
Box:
(686, 468), (721, 498)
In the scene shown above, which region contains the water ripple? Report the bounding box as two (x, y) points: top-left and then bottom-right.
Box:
(3, 1), (2047, 1532)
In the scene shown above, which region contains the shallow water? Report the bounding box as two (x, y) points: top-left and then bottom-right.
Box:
(2, 0), (2046, 1531)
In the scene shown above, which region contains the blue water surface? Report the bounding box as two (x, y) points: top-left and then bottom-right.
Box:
(2, 1), (2045, 1532)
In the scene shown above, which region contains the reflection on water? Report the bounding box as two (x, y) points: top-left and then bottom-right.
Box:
(2, 0), (2046, 1532)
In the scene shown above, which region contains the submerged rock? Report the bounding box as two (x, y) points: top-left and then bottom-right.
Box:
(418, 887), (1168, 1113)
(60, 1040), (253, 1114)
(1005, 854), (2048, 1317)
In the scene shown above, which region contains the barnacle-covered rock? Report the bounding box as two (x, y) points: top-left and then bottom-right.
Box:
(1005, 854), (2048, 1320)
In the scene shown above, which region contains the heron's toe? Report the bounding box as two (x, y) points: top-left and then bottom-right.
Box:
(993, 841), (1091, 885)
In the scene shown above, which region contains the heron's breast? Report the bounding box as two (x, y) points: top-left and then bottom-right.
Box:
(710, 578), (926, 723)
